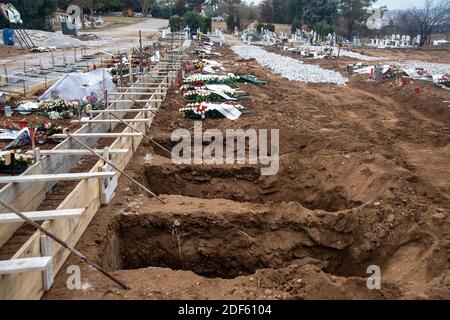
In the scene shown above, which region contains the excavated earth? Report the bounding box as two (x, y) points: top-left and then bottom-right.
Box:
(44, 44), (449, 300)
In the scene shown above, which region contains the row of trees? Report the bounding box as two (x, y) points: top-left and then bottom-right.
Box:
(256, 0), (450, 45)
(395, 0), (450, 46)
(259, 0), (376, 39)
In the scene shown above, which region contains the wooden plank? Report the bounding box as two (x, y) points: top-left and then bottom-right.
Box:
(117, 85), (170, 89)
(108, 99), (163, 103)
(0, 209), (85, 224)
(50, 132), (142, 139)
(0, 161), (104, 300)
(0, 172), (115, 184)
(0, 257), (52, 275)
(26, 149), (129, 156)
(108, 92), (166, 95)
(0, 58), (174, 300)
(88, 109), (157, 113)
(71, 119), (150, 124)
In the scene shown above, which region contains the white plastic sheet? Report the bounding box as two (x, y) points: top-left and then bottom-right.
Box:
(16, 101), (40, 114)
(209, 103), (242, 120)
(39, 68), (116, 101)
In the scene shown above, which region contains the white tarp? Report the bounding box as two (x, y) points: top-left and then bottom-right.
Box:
(39, 68), (116, 101)
(16, 101), (40, 114)
(209, 103), (242, 120)
(205, 84), (235, 94)
(0, 128), (28, 140)
(0, 4), (23, 24)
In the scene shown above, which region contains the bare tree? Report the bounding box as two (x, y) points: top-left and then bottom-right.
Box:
(396, 11), (421, 40)
(141, 0), (155, 17)
(410, 0), (450, 46)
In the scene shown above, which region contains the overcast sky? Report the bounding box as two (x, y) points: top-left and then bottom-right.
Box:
(244, 0), (427, 10)
(376, 0), (426, 9)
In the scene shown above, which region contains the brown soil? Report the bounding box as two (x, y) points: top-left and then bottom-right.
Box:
(0, 45), (29, 59)
(43, 45), (449, 300)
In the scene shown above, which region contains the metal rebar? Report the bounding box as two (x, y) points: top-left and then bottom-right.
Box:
(63, 129), (166, 204)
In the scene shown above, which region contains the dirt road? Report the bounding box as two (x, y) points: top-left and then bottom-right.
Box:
(0, 18), (168, 74)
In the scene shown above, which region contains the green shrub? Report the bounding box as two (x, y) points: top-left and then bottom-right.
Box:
(226, 15), (235, 32)
(257, 23), (275, 33)
(169, 15), (184, 31)
(204, 17), (212, 32)
(291, 18), (302, 33)
(226, 15), (241, 32)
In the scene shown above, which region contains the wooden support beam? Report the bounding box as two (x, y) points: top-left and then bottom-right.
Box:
(88, 109), (157, 113)
(0, 208), (84, 224)
(0, 257), (52, 275)
(109, 92), (166, 95)
(0, 172), (116, 184)
(0, 256), (54, 291)
(51, 132), (141, 139)
(71, 119), (151, 124)
(108, 99), (163, 103)
(117, 86), (169, 90)
(25, 149), (129, 156)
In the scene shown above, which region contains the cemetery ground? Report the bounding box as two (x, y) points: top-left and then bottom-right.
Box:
(43, 42), (449, 300)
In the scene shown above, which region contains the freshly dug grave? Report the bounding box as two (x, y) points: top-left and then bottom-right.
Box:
(141, 153), (402, 212)
(44, 44), (449, 300)
(100, 195), (434, 282)
(44, 190), (446, 300)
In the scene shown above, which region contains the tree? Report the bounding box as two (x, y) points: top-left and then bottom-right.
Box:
(339, 0), (377, 40)
(175, 0), (188, 16)
(260, 0), (274, 22)
(396, 11), (421, 40)
(57, 0), (71, 9)
(169, 15), (184, 31)
(304, 0), (339, 27)
(287, 0), (306, 23)
(187, 0), (204, 12)
(2, 0), (59, 30)
(409, 0), (450, 46)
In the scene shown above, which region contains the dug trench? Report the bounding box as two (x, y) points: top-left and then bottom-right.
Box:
(44, 45), (449, 300)
(43, 143), (448, 299)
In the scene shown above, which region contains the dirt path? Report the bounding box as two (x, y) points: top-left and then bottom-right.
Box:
(0, 18), (168, 74)
(44, 44), (449, 300)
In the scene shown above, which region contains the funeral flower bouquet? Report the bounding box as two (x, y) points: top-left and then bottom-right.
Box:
(37, 100), (78, 119)
(36, 122), (63, 136)
(183, 74), (237, 88)
(0, 152), (34, 167)
(182, 89), (236, 102)
(80, 95), (105, 112)
(179, 102), (244, 119)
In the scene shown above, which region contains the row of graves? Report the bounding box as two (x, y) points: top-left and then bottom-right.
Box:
(179, 38), (267, 121)
(366, 34), (422, 48)
(242, 28), (346, 60)
(348, 62), (450, 90)
(161, 26), (226, 47)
